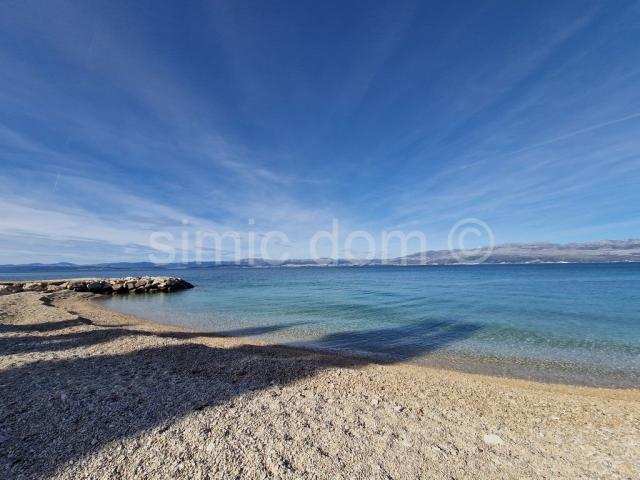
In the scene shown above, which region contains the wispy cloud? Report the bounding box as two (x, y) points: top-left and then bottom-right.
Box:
(1, 1), (639, 262)
(510, 110), (640, 154)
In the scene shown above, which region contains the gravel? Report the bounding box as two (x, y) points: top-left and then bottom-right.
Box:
(1, 291), (638, 479)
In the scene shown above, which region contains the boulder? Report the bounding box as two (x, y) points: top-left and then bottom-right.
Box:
(86, 282), (112, 294)
(23, 282), (44, 292)
(71, 281), (88, 292)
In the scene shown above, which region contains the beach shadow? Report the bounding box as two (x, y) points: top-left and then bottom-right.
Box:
(299, 319), (480, 361)
(0, 316), (93, 334)
(0, 314), (479, 478)
(216, 322), (306, 337)
(0, 322), (303, 355)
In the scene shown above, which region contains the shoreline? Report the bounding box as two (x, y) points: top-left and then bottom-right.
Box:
(2, 290), (639, 478)
(98, 293), (639, 391)
(92, 293), (639, 397)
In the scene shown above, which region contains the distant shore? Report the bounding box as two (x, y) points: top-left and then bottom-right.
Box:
(1, 289), (638, 478)
(2, 259), (640, 274)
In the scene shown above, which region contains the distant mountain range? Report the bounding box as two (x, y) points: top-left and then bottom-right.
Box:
(2, 239), (640, 271)
(398, 239), (640, 265)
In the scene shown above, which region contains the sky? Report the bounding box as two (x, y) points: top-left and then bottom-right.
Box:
(1, 0), (640, 264)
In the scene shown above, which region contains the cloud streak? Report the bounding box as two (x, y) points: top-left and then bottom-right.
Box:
(1, 1), (639, 263)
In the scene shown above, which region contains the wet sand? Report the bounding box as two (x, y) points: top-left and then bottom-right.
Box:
(1, 290), (638, 479)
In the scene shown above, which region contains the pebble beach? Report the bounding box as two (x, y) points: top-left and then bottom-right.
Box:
(1, 289), (638, 479)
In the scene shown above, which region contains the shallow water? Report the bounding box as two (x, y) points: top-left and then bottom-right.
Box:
(4, 264), (640, 387)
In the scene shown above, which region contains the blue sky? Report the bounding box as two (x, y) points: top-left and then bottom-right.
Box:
(1, 0), (640, 263)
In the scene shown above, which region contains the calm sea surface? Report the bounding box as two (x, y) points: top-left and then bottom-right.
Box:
(3, 264), (639, 387)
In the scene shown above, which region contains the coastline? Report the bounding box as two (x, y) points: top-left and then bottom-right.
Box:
(1, 290), (639, 478)
(98, 292), (640, 390)
(93, 292), (640, 397)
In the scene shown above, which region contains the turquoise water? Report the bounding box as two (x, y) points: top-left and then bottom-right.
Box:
(3, 264), (639, 387)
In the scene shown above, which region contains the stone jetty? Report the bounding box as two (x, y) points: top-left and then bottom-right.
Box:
(0, 277), (194, 296)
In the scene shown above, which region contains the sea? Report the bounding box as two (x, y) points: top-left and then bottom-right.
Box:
(3, 263), (639, 387)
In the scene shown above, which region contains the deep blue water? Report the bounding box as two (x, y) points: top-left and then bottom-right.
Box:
(3, 264), (639, 387)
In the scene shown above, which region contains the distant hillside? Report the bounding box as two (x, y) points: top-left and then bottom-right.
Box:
(1, 239), (640, 271)
(396, 239), (640, 265)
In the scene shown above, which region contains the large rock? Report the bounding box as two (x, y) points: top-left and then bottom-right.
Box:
(23, 282), (45, 292)
(0, 285), (13, 296)
(86, 282), (113, 294)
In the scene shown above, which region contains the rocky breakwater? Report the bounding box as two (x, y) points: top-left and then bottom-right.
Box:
(0, 276), (194, 296)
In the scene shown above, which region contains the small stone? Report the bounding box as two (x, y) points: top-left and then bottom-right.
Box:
(393, 405), (404, 412)
(482, 434), (504, 446)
